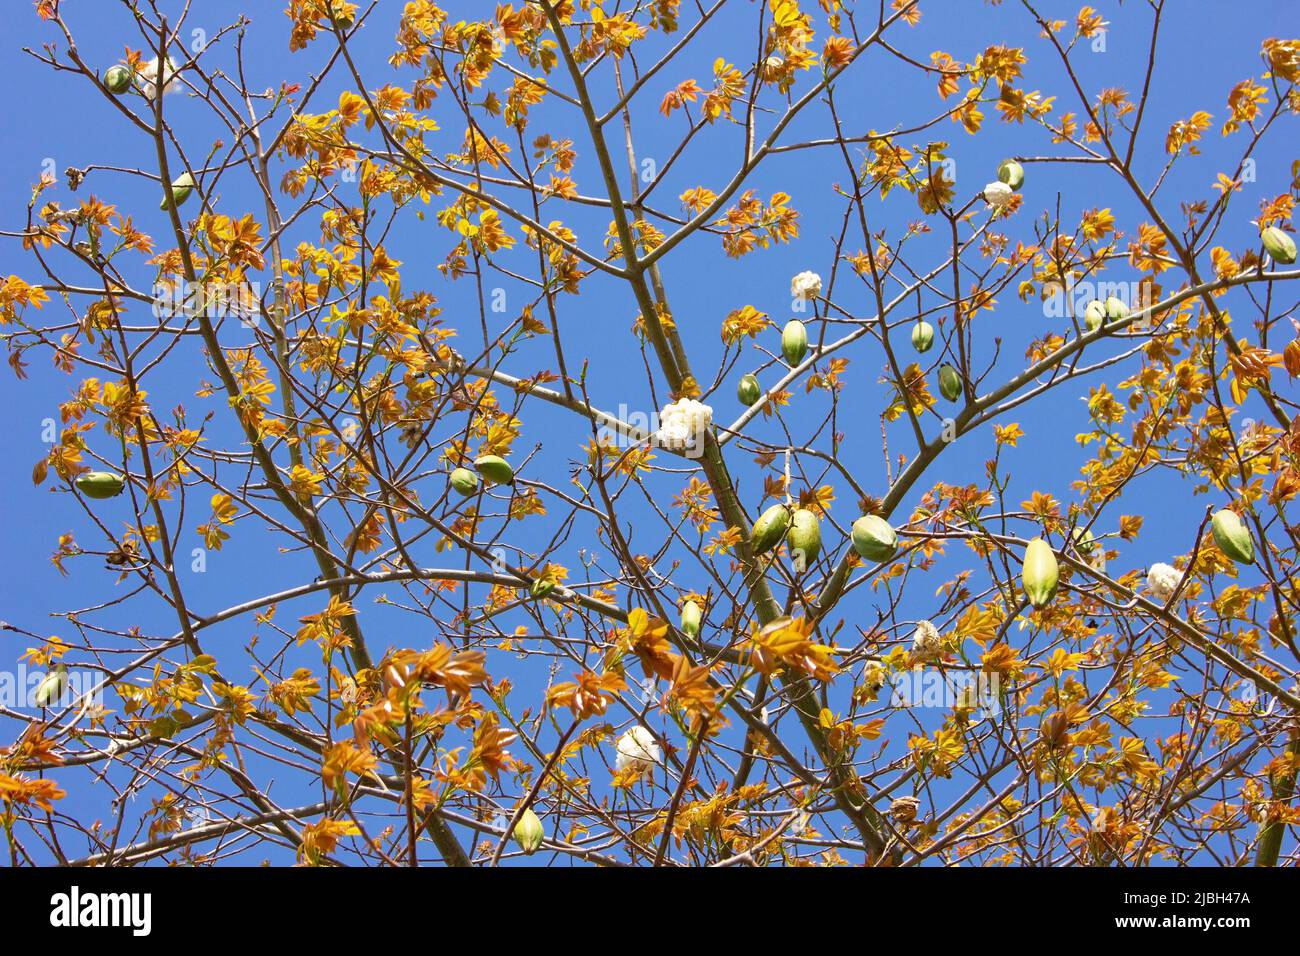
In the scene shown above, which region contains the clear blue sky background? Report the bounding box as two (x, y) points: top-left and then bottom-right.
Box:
(0, 1), (1293, 864)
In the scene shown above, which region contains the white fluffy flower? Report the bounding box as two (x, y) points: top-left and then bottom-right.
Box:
(656, 398), (712, 454)
(790, 270), (822, 300)
(137, 56), (181, 100)
(615, 726), (661, 773)
(1147, 562), (1183, 602)
(911, 619), (943, 659)
(983, 181), (1015, 208)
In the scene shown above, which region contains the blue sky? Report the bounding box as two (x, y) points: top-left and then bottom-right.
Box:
(0, 1), (1294, 864)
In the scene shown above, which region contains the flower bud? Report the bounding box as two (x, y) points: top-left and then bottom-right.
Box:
(513, 807), (545, 855)
(474, 455), (514, 485)
(103, 65), (133, 95)
(680, 599), (702, 639)
(781, 319), (808, 365)
(786, 508), (821, 573)
(938, 363), (962, 402)
(1022, 537), (1059, 609)
(1210, 508), (1255, 565)
(737, 373), (762, 407)
(750, 504), (791, 555)
(75, 471), (126, 499)
(449, 467), (479, 496)
(1261, 225), (1297, 265)
(851, 514), (897, 563)
(911, 320), (934, 353)
(160, 172), (195, 211)
(997, 159), (1025, 190)
(1083, 299), (1106, 333)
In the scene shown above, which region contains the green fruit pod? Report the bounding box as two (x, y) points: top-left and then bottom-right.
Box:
(1070, 526), (1097, 555)
(997, 159), (1025, 190)
(1104, 296), (1129, 322)
(34, 664), (68, 707)
(103, 65), (133, 95)
(1022, 537), (1059, 609)
(781, 319), (808, 365)
(1261, 226), (1297, 265)
(938, 364), (962, 402)
(851, 514), (897, 563)
(75, 471), (126, 499)
(750, 504), (791, 555)
(680, 599), (702, 639)
(1083, 299), (1106, 333)
(786, 508), (822, 573)
(1210, 508), (1255, 565)
(513, 807), (545, 855)
(474, 455), (514, 485)
(737, 373), (762, 407)
(911, 320), (934, 353)
(449, 467), (479, 496)
(529, 578), (556, 600)
(160, 172), (195, 211)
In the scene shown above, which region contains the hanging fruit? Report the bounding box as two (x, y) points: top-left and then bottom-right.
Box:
(1261, 226), (1297, 265)
(737, 373), (762, 406)
(474, 455), (515, 485)
(911, 320), (934, 353)
(160, 172), (195, 211)
(750, 504), (791, 554)
(781, 319), (808, 365)
(680, 599), (702, 639)
(1210, 509), (1255, 565)
(1083, 299), (1106, 332)
(938, 364), (962, 402)
(103, 65), (133, 94)
(851, 514), (897, 563)
(786, 508), (821, 572)
(997, 159), (1025, 190)
(449, 467), (479, 496)
(1022, 537), (1060, 609)
(75, 471), (126, 499)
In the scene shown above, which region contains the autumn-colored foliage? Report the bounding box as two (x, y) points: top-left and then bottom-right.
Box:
(1, 0), (1298, 867)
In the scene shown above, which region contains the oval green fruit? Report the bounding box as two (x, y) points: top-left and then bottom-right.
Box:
(474, 455), (514, 485)
(75, 471), (126, 499)
(680, 599), (702, 639)
(1104, 296), (1129, 322)
(786, 508), (821, 572)
(160, 172), (195, 211)
(911, 320), (934, 353)
(529, 578), (556, 600)
(449, 467), (479, 496)
(1210, 508), (1254, 565)
(513, 807), (545, 855)
(1022, 537), (1059, 609)
(851, 514), (897, 563)
(750, 504), (790, 555)
(1261, 226), (1297, 265)
(737, 373), (762, 407)
(34, 664), (68, 708)
(104, 65), (133, 95)
(938, 364), (962, 402)
(1083, 299), (1106, 333)
(997, 159), (1025, 190)
(781, 319), (808, 365)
